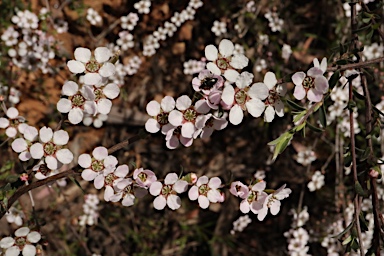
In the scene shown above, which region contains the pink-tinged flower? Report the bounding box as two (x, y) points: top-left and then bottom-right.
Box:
(188, 176), (223, 209)
(11, 125), (38, 161)
(256, 184), (292, 221)
(192, 69), (225, 110)
(192, 69), (224, 95)
(56, 81), (97, 124)
(110, 178), (148, 207)
(145, 96), (175, 134)
(78, 146), (118, 182)
(292, 67), (329, 102)
(239, 181), (268, 214)
(133, 168), (157, 188)
(163, 124), (194, 149)
(229, 181), (249, 199)
(0, 107), (26, 138)
(247, 71), (287, 122)
(29, 127), (74, 170)
(222, 71), (264, 125)
(205, 39), (249, 82)
(149, 173), (188, 210)
(194, 112), (228, 139)
(67, 47), (116, 85)
(168, 95), (210, 138)
(0, 227), (41, 256)
(93, 164), (129, 201)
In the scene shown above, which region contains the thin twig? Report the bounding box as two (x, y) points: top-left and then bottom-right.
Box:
(326, 56), (384, 72)
(350, 3), (364, 255)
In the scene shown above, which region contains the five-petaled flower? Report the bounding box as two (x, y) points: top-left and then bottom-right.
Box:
(0, 227), (41, 256)
(149, 173), (188, 210)
(205, 39), (249, 83)
(188, 176), (223, 209)
(292, 67), (328, 102)
(67, 47), (116, 85)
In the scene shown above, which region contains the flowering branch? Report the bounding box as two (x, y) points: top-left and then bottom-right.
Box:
(0, 133), (144, 220)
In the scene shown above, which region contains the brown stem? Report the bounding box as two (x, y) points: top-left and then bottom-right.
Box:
(326, 56), (384, 72)
(0, 133), (145, 220)
(350, 3), (364, 255)
(361, 73), (382, 255)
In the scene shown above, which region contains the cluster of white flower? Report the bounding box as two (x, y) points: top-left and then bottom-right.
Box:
(1, 10), (58, 73)
(183, 59), (206, 75)
(211, 20), (227, 36)
(121, 13), (139, 31)
(58, 47), (120, 126)
(327, 71), (362, 137)
(134, 0), (151, 14)
(307, 170), (325, 192)
(86, 8), (102, 26)
(230, 215), (252, 235)
(0, 227), (41, 256)
(362, 43), (383, 61)
(295, 149), (316, 166)
(79, 194), (100, 226)
(321, 200), (376, 255)
(264, 11), (284, 32)
(142, 0), (203, 56)
(284, 207), (310, 255)
(230, 180), (291, 221)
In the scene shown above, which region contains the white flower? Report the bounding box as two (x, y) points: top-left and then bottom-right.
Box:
(116, 31), (134, 51)
(121, 13), (139, 30)
(145, 96), (176, 134)
(211, 20), (227, 36)
(86, 8), (102, 26)
(29, 127), (74, 170)
(313, 57), (327, 74)
(67, 47), (116, 85)
(79, 146), (118, 183)
(134, 0), (151, 14)
(240, 181), (268, 214)
(282, 44), (292, 61)
(11, 125), (38, 161)
(56, 81), (97, 124)
(296, 149), (316, 166)
(188, 176), (223, 209)
(307, 171), (325, 192)
(0, 107), (25, 138)
(205, 39), (249, 82)
(0, 227), (41, 256)
(149, 173), (188, 210)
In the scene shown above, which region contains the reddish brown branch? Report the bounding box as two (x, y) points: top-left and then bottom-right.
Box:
(0, 133), (144, 220)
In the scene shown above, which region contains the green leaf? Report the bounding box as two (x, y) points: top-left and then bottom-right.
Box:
(306, 122), (324, 133)
(354, 181), (368, 197)
(366, 28), (374, 40)
(319, 104), (327, 128)
(362, 18), (371, 24)
(328, 70), (340, 89)
(352, 88), (365, 100)
(271, 132), (294, 161)
(286, 99), (307, 111)
(295, 122), (306, 132)
(292, 110), (307, 124)
(69, 177), (85, 194)
(336, 59), (348, 65)
(342, 235), (353, 245)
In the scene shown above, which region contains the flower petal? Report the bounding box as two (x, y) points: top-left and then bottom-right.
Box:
(229, 104), (244, 125)
(56, 149), (74, 164)
(53, 130), (69, 145)
(263, 72), (277, 90)
(292, 72), (306, 86)
(245, 98), (265, 118)
(67, 60), (85, 74)
(74, 47), (91, 63)
(205, 45), (218, 61)
(218, 39), (234, 57)
(94, 47), (111, 63)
